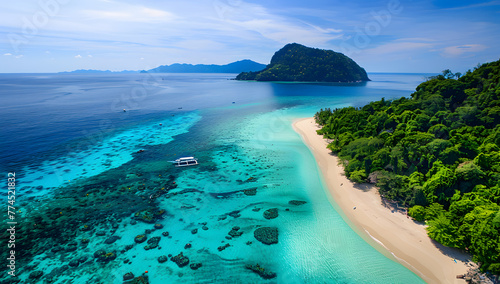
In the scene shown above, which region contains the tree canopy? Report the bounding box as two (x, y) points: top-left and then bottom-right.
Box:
(315, 60), (500, 274)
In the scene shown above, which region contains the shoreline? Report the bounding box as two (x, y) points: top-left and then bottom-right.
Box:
(293, 117), (470, 284)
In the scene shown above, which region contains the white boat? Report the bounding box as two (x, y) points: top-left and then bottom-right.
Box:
(170, 157), (198, 167)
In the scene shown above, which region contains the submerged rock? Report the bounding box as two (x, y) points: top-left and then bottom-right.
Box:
(51, 246), (63, 253)
(288, 200), (307, 206)
(218, 243), (230, 251)
(190, 263), (202, 270)
(94, 249), (106, 258)
(243, 187), (257, 196)
(134, 235), (147, 244)
(29, 271), (43, 279)
(228, 226), (243, 237)
(80, 224), (92, 231)
(125, 273), (149, 284)
(68, 259), (79, 268)
(94, 250), (117, 262)
(123, 272), (135, 281)
(254, 227), (278, 245)
(104, 235), (120, 244)
(65, 245), (77, 252)
(171, 252), (189, 268)
(245, 263), (277, 279)
(79, 256), (88, 264)
(263, 208), (278, 219)
(144, 237), (161, 250)
(134, 208), (165, 224)
(158, 255), (168, 263)
(78, 255), (88, 263)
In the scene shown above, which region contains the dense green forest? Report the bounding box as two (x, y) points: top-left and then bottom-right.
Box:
(315, 60), (500, 273)
(236, 43), (369, 82)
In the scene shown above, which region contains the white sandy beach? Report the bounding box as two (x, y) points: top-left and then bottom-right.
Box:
(293, 117), (470, 284)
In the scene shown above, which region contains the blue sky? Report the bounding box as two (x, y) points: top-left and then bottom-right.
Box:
(0, 0), (499, 73)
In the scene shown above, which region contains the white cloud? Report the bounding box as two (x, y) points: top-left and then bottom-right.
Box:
(441, 44), (487, 57)
(83, 6), (177, 23)
(223, 4), (343, 46)
(142, 7), (172, 18)
(395, 38), (435, 43)
(304, 23), (343, 34)
(15, 55), (23, 59)
(173, 39), (226, 51)
(1, 0), (498, 73)
(362, 41), (434, 56)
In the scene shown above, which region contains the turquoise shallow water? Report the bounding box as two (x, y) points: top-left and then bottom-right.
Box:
(18, 112), (201, 195)
(0, 73), (430, 283)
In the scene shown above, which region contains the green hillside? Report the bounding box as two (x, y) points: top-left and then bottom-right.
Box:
(236, 43), (369, 82)
(315, 60), (500, 273)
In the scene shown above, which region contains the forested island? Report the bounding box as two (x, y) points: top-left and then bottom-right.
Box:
(235, 43), (369, 82)
(315, 60), (500, 274)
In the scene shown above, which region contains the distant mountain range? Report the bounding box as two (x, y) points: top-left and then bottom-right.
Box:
(59, 60), (266, 74)
(59, 69), (138, 74)
(142, 60), (266, 73)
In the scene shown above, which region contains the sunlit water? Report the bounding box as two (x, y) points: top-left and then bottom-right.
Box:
(0, 73), (432, 283)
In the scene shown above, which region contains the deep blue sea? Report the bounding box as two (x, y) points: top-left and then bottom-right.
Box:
(0, 73), (431, 283)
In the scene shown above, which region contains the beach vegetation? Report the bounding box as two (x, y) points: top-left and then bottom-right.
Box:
(315, 59), (500, 273)
(408, 205), (426, 221)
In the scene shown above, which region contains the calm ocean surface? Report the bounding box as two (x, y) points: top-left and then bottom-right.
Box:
(0, 73), (430, 283)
